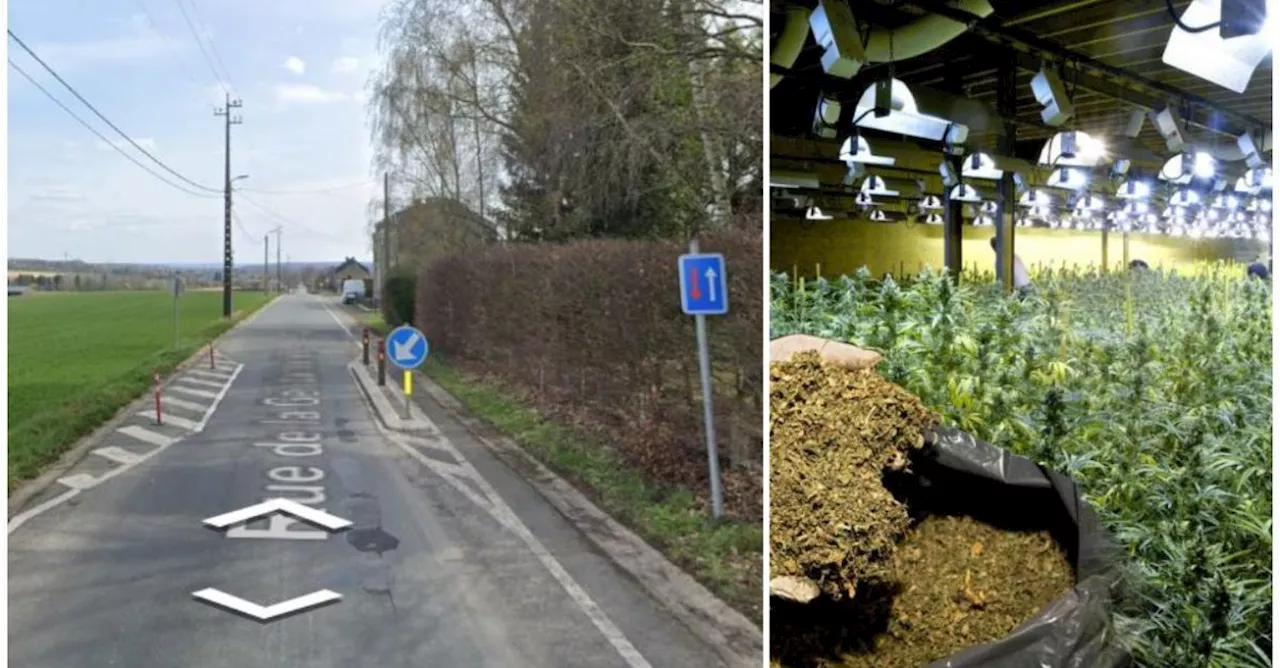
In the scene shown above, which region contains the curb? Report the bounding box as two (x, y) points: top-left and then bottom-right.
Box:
(7, 295), (282, 516)
(349, 357), (763, 668)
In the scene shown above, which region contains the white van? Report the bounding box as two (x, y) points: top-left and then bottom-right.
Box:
(341, 279), (366, 304)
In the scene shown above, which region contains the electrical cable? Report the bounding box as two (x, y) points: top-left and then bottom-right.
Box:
(9, 58), (220, 199)
(1165, 0), (1221, 33)
(130, 0), (204, 89)
(235, 192), (348, 240)
(8, 30), (222, 193)
(239, 180), (377, 195)
(170, 0), (235, 94)
(178, 0), (237, 91)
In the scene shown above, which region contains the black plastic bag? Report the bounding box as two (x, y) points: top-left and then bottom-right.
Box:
(903, 425), (1132, 668)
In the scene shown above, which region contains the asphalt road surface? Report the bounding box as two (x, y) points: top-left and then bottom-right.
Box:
(9, 294), (727, 668)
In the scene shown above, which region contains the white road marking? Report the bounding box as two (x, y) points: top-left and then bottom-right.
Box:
(57, 474), (99, 490)
(162, 395), (210, 413)
(8, 363), (244, 534)
(92, 446), (143, 465)
(187, 369), (232, 381)
(171, 385), (218, 400)
(139, 410), (200, 431)
(179, 377), (228, 389)
(118, 425), (176, 448)
(203, 498), (352, 531)
(192, 588), (342, 621)
(370, 397), (651, 668)
(194, 363), (244, 433)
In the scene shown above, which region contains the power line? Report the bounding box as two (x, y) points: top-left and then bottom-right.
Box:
(170, 0), (233, 94)
(239, 179), (377, 195)
(130, 0), (204, 89)
(178, 0), (237, 92)
(236, 192), (348, 241)
(7, 30), (222, 193)
(8, 58), (219, 199)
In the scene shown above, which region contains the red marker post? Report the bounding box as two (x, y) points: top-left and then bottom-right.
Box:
(362, 328), (371, 366)
(154, 369), (163, 425)
(376, 339), (387, 386)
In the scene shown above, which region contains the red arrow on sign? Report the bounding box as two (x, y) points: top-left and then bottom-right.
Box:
(688, 266), (702, 299)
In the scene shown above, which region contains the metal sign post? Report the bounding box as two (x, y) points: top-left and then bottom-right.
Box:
(678, 240), (728, 519)
(386, 324), (430, 420)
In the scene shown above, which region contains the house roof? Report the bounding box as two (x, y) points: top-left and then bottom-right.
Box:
(330, 257), (369, 275)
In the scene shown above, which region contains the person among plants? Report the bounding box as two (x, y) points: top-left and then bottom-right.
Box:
(1247, 262), (1269, 280)
(989, 237), (1032, 297)
(1129, 259), (1149, 271)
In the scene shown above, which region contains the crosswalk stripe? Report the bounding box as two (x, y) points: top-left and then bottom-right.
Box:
(179, 377), (226, 389)
(187, 369), (231, 381)
(57, 474), (98, 490)
(118, 425), (176, 447)
(92, 446), (143, 465)
(138, 411), (199, 431)
(162, 395), (209, 413)
(171, 385), (217, 399)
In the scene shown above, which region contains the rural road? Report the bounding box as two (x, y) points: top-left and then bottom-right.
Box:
(9, 293), (727, 667)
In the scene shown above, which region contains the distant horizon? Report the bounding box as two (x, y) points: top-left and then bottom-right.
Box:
(8, 258), (374, 269)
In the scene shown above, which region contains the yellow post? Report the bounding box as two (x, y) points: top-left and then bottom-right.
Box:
(404, 370), (413, 396)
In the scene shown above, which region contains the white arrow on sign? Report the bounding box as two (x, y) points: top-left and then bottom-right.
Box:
(203, 498), (352, 532)
(392, 331), (422, 361)
(705, 267), (718, 302)
(193, 588), (341, 621)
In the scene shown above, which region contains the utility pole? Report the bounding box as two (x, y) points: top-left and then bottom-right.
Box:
(382, 173), (392, 304)
(272, 226), (283, 293)
(215, 93), (243, 317)
(263, 234), (269, 292)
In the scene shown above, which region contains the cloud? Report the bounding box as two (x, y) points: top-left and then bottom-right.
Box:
(30, 16), (177, 71)
(28, 186), (86, 204)
(331, 56), (361, 74)
(284, 56), (307, 75)
(275, 84), (349, 104)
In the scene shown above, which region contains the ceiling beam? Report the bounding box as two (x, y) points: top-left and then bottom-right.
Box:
(904, 2), (1270, 139)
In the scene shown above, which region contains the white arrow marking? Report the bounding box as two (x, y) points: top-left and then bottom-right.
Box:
(203, 498), (352, 532)
(392, 331), (421, 361)
(192, 588), (341, 621)
(704, 267), (718, 302)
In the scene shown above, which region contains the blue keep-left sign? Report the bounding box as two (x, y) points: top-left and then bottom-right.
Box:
(387, 325), (429, 369)
(678, 253), (728, 316)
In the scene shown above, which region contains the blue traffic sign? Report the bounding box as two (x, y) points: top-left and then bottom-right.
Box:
(386, 325), (429, 370)
(678, 253), (728, 316)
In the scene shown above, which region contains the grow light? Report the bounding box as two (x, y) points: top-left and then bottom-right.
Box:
(920, 213), (944, 225)
(868, 208), (908, 223)
(806, 206), (834, 220)
(1038, 130), (1109, 168)
(1046, 167), (1089, 191)
(852, 78), (970, 144)
(1019, 189), (1053, 207)
(948, 184), (994, 203)
(919, 195), (944, 211)
(1116, 180), (1152, 200)
(1169, 188), (1202, 208)
(860, 175), (924, 199)
(960, 152), (1034, 181)
(839, 135), (896, 166)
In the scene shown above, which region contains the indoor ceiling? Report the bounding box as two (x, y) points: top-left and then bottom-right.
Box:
(771, 0), (1273, 165)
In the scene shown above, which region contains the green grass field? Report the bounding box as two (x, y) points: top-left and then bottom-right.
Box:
(8, 290), (271, 489)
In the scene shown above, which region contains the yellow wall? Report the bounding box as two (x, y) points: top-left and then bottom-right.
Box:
(771, 219), (1267, 279)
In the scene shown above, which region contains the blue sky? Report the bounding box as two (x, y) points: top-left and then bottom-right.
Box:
(7, 0), (387, 264)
